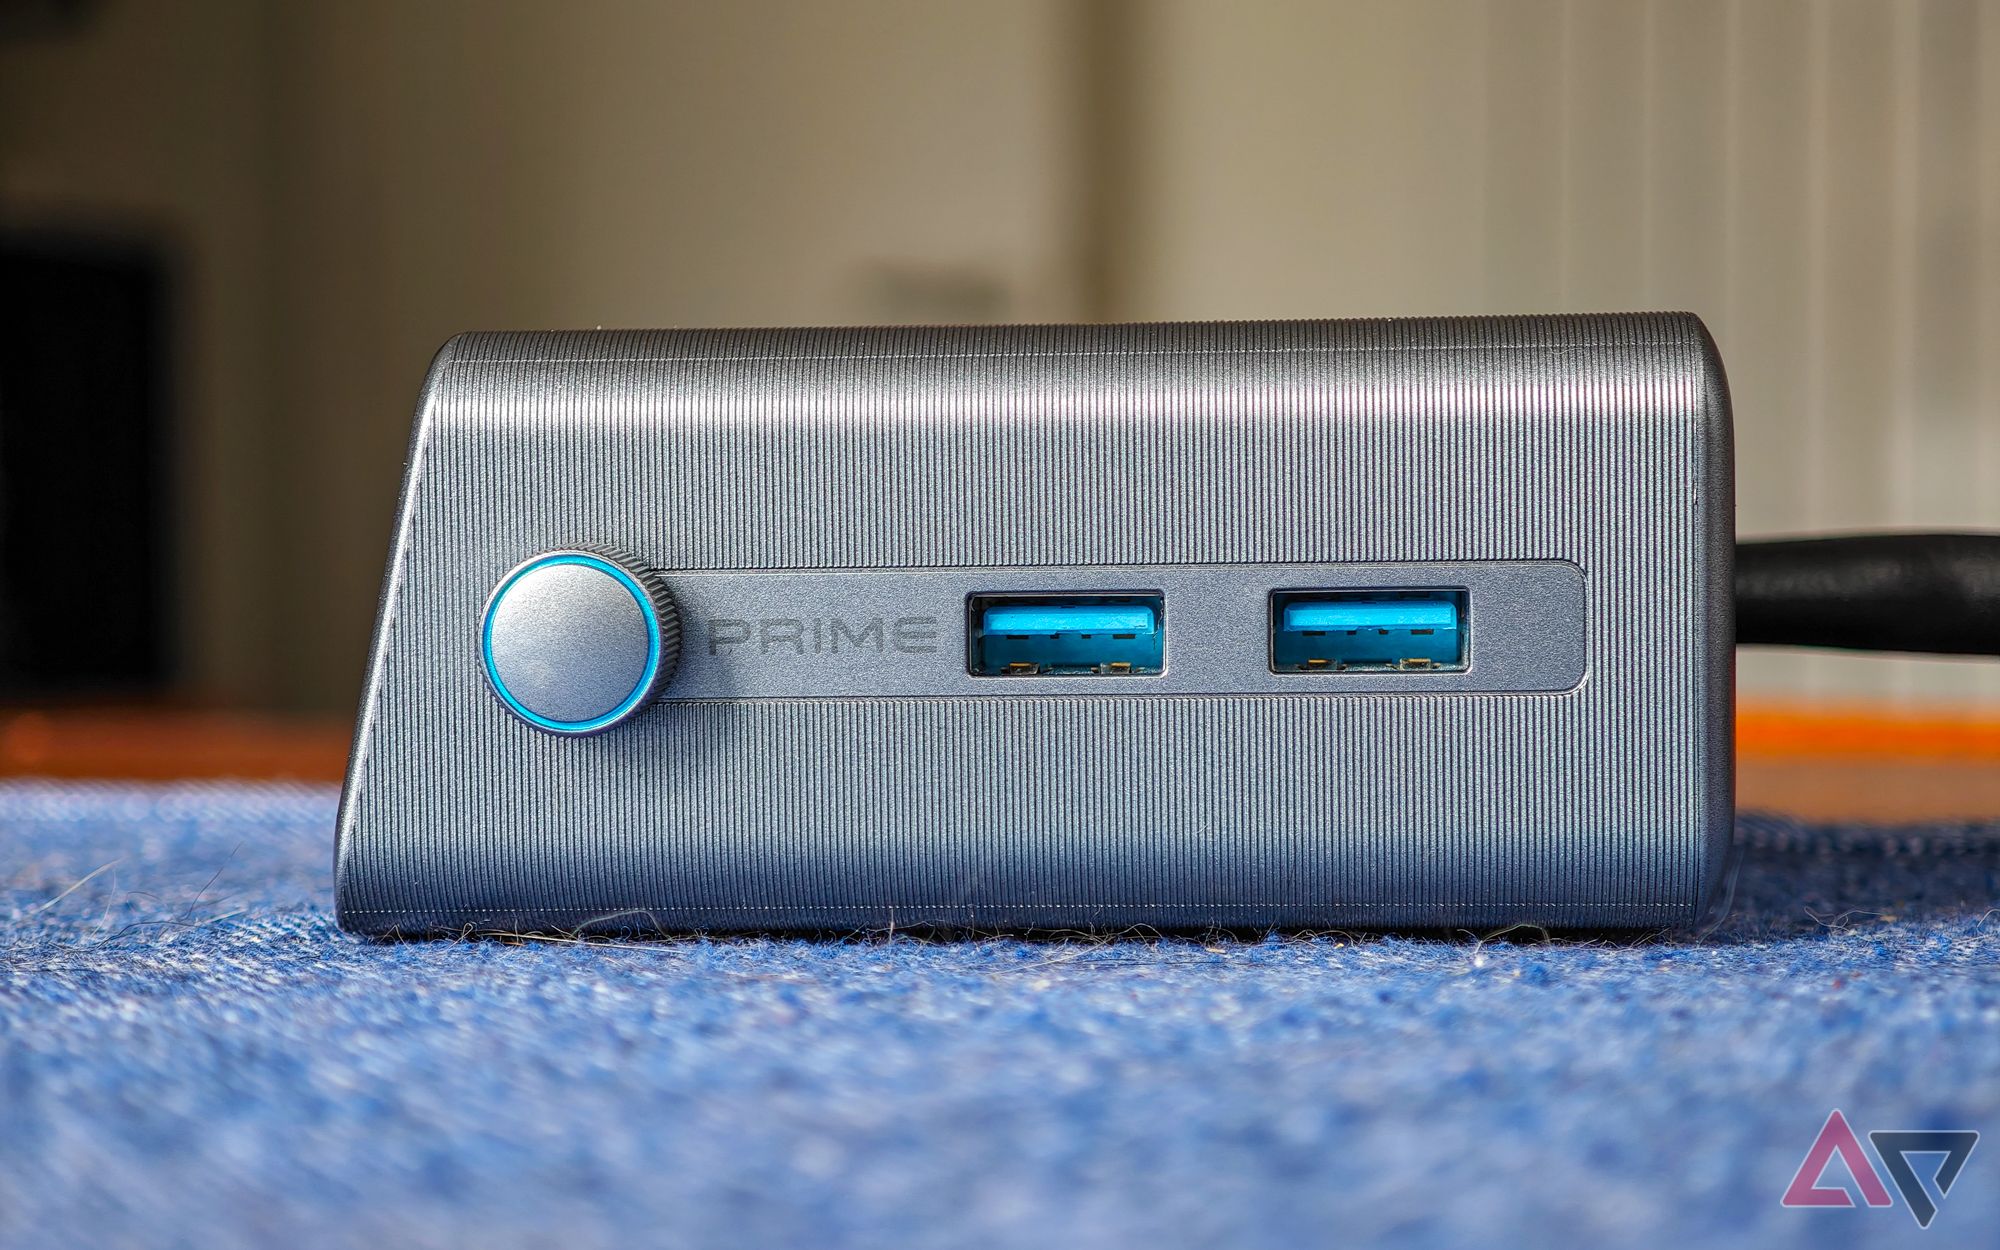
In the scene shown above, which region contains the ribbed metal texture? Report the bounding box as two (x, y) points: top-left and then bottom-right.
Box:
(336, 313), (1733, 933)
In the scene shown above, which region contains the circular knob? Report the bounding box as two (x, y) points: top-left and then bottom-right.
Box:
(480, 550), (680, 735)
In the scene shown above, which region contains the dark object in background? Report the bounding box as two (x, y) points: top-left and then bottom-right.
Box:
(0, 231), (175, 697)
(0, 0), (101, 41)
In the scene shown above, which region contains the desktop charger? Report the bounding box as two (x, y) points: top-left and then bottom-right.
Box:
(336, 313), (1734, 934)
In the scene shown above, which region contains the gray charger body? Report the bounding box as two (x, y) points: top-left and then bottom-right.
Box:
(336, 313), (1734, 935)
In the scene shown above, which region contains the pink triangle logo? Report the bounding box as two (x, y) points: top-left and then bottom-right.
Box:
(1782, 1110), (1895, 1208)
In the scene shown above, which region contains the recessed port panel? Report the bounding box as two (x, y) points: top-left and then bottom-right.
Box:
(635, 562), (1572, 698)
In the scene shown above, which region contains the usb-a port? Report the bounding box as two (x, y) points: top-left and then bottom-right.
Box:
(1269, 589), (1467, 673)
(967, 593), (1164, 676)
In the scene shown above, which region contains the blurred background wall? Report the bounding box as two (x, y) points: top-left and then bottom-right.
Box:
(0, 0), (1996, 718)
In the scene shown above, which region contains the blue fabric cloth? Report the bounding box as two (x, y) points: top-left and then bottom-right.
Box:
(4, 783), (1998, 1249)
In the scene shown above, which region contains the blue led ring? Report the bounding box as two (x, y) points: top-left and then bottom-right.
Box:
(480, 552), (664, 735)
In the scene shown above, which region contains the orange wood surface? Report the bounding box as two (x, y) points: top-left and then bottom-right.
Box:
(0, 703), (1995, 821)
(1735, 702), (2000, 821)
(0, 708), (351, 783)
(1737, 704), (2000, 762)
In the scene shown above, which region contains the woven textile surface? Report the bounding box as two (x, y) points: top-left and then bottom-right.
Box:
(4, 783), (1997, 1249)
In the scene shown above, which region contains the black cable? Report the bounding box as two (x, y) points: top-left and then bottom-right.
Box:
(1736, 533), (2000, 656)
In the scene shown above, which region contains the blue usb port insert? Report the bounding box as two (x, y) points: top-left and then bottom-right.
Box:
(968, 593), (1165, 676)
(1270, 589), (1467, 673)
